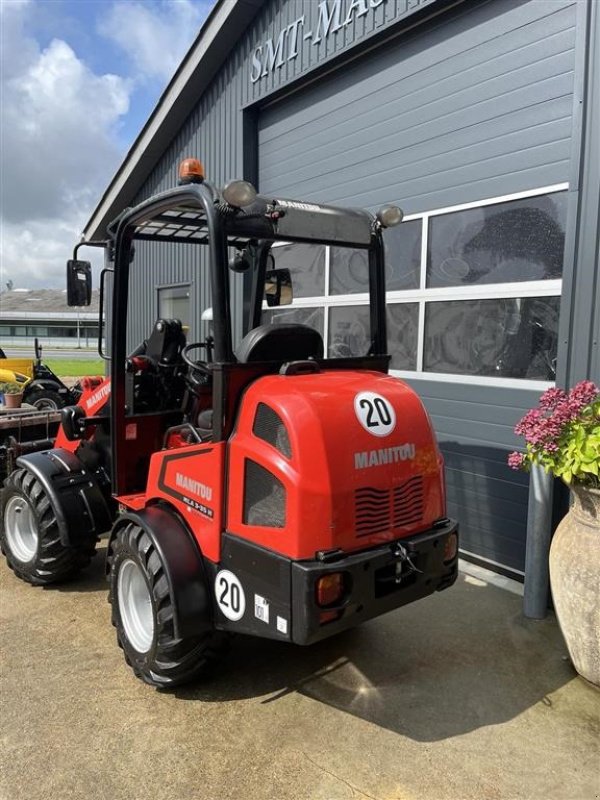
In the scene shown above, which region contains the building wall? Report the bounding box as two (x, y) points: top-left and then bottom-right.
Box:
(128, 0), (596, 576)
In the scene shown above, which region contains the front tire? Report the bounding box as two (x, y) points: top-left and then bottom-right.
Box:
(0, 468), (97, 584)
(108, 522), (226, 688)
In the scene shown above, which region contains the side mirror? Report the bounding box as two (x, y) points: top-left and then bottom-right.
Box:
(265, 268), (293, 307)
(67, 260), (92, 307)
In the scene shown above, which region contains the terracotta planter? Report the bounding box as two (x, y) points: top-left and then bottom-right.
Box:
(3, 392), (23, 409)
(549, 485), (600, 687)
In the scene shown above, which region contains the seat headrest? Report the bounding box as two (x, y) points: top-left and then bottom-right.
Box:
(235, 323), (324, 364)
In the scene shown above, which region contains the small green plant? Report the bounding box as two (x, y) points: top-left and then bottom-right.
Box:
(509, 380), (600, 488)
(0, 381), (24, 395)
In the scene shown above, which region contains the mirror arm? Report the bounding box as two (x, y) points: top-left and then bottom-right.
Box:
(73, 239), (109, 262)
(98, 267), (113, 362)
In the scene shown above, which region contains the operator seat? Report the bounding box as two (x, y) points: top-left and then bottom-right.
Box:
(235, 323), (324, 363)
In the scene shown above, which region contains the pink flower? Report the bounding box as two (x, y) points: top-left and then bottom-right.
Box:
(539, 387), (566, 410)
(508, 451), (525, 470)
(568, 380), (599, 411)
(508, 379), (600, 485)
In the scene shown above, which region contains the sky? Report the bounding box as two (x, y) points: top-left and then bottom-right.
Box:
(0, 0), (215, 290)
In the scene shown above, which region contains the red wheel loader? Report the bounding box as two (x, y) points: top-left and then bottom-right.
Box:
(0, 159), (458, 687)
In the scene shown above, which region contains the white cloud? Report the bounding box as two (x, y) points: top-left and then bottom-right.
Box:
(0, 1), (131, 288)
(0, 0), (211, 290)
(99, 0), (209, 83)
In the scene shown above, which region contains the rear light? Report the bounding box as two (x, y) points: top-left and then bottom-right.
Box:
(316, 573), (345, 607)
(319, 609), (343, 625)
(443, 532), (458, 563)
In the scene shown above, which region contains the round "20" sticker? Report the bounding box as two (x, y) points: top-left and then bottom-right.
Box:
(354, 391), (396, 437)
(214, 570), (246, 621)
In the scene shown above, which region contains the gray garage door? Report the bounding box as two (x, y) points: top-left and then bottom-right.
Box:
(257, 0), (577, 576)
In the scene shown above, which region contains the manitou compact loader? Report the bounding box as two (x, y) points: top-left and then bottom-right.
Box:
(0, 159), (458, 687)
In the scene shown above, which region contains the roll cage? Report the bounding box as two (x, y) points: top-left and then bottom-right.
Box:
(91, 181), (391, 495)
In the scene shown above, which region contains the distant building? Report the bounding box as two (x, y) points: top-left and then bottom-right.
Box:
(0, 289), (100, 348)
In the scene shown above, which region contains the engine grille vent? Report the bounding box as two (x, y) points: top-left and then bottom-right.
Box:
(355, 476), (424, 537)
(243, 459), (286, 528)
(392, 475), (425, 528)
(253, 403), (292, 459)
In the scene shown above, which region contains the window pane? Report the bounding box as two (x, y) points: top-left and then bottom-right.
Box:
(329, 220), (421, 295)
(383, 219), (421, 291)
(427, 192), (567, 288)
(328, 305), (370, 357)
(158, 285), (190, 327)
(424, 297), (560, 380)
(262, 306), (324, 337)
(387, 303), (419, 370)
(272, 243), (325, 298)
(329, 248), (369, 295)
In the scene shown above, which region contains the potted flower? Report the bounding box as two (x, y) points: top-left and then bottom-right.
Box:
(509, 380), (600, 687)
(0, 381), (25, 409)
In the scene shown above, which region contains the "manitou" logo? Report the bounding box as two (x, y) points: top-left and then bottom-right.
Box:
(85, 381), (111, 410)
(354, 444), (416, 469)
(175, 473), (213, 502)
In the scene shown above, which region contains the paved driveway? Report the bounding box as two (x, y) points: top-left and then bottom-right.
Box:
(1, 548), (598, 800)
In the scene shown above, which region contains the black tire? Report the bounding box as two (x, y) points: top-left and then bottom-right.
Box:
(25, 388), (63, 410)
(0, 468), (97, 585)
(107, 522), (227, 688)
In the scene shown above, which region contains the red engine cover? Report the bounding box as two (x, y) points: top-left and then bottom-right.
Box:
(227, 370), (445, 560)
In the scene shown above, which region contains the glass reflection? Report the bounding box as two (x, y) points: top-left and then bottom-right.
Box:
(424, 297), (560, 380)
(387, 304), (418, 370)
(328, 306), (370, 357)
(271, 243), (325, 297)
(329, 220), (421, 295)
(262, 306), (325, 336)
(427, 192), (567, 288)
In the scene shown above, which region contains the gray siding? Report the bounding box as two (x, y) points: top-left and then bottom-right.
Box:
(246, 0), (441, 104)
(258, 0), (577, 212)
(255, 0), (577, 574)
(557, 0), (600, 386)
(406, 378), (537, 574)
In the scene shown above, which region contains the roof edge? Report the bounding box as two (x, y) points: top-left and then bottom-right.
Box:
(83, 0), (265, 241)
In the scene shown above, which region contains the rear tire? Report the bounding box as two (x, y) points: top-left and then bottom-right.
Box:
(108, 522), (226, 688)
(0, 468), (97, 585)
(26, 388), (63, 410)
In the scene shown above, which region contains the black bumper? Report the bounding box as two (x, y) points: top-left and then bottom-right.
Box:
(214, 520), (458, 644)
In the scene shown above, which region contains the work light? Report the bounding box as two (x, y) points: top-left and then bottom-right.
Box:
(376, 205), (404, 227)
(222, 180), (257, 208)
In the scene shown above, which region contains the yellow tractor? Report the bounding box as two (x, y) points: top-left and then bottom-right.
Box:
(0, 340), (81, 409)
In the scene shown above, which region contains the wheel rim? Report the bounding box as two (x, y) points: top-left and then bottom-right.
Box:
(117, 559), (155, 653)
(4, 495), (38, 563)
(32, 397), (59, 410)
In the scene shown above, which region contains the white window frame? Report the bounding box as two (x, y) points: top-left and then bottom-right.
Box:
(266, 182), (568, 388)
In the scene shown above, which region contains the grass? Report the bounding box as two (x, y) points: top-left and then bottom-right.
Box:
(45, 359), (105, 378)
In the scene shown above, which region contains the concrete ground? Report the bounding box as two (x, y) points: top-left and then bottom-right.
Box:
(1, 548), (598, 800)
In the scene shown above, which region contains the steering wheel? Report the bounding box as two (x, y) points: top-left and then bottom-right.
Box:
(182, 341), (213, 387)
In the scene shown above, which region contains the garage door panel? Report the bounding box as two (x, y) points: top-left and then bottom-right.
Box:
(269, 138), (570, 213)
(262, 109), (572, 209)
(260, 0), (575, 148)
(261, 24), (575, 169)
(261, 78), (573, 210)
